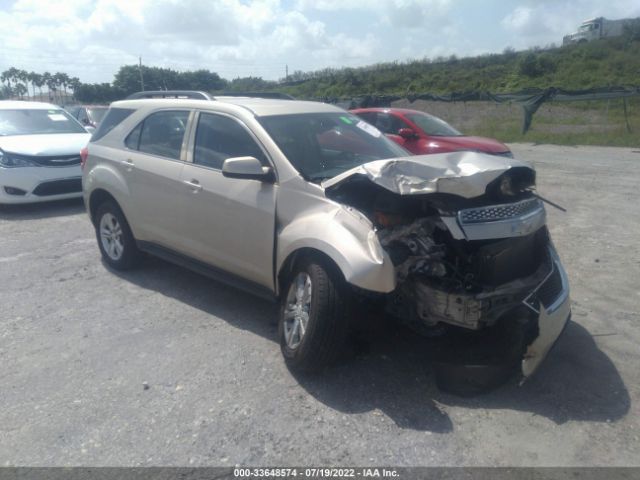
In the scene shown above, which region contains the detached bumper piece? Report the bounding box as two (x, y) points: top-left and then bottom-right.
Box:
(32, 177), (82, 196)
(429, 250), (570, 395)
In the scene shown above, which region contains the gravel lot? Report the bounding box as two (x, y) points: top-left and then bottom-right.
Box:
(1, 144), (638, 467)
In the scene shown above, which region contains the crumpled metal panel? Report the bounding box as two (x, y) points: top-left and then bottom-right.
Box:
(322, 151), (534, 198)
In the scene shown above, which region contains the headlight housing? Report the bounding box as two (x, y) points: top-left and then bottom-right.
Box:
(0, 149), (37, 168)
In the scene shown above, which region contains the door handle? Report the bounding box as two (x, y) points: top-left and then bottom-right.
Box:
(120, 159), (134, 171)
(183, 179), (203, 192)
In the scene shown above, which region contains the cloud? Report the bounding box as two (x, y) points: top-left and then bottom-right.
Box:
(2, 0), (638, 84)
(0, 0), (381, 82)
(502, 1), (640, 47)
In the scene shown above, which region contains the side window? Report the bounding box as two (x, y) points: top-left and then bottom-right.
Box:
(194, 113), (266, 170)
(389, 115), (406, 134)
(356, 112), (376, 124)
(91, 108), (135, 142)
(374, 113), (403, 134)
(138, 110), (189, 160)
(125, 123), (143, 150)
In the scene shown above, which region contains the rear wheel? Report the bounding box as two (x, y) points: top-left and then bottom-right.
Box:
(95, 201), (140, 270)
(279, 257), (348, 372)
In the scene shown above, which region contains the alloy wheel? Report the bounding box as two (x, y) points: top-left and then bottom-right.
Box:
(283, 272), (313, 349)
(99, 212), (125, 261)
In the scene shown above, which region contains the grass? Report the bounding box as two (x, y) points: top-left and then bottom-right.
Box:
(511, 99), (637, 147)
(401, 97), (640, 148)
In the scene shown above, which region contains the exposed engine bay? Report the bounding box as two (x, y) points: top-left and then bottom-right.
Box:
(324, 157), (570, 389)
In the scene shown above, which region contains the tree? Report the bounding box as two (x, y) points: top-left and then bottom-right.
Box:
(55, 72), (70, 102)
(14, 82), (28, 100)
(42, 72), (57, 103)
(69, 77), (81, 100)
(31, 72), (45, 99)
(0, 84), (12, 99)
(1, 67), (20, 97)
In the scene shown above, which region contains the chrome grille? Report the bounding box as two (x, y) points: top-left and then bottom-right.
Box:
(459, 198), (542, 224)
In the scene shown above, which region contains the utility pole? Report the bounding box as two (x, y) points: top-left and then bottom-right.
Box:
(285, 64), (288, 82)
(139, 56), (145, 91)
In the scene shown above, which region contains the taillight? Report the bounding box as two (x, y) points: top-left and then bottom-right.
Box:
(80, 147), (89, 170)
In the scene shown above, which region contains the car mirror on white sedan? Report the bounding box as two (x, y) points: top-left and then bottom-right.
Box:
(222, 156), (274, 181)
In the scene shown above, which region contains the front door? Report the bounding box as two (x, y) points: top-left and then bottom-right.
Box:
(178, 112), (276, 290)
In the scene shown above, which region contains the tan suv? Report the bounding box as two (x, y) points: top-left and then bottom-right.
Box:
(82, 91), (570, 385)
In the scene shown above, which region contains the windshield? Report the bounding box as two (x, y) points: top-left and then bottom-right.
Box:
(259, 112), (408, 181)
(0, 109), (87, 136)
(406, 112), (462, 136)
(88, 107), (108, 124)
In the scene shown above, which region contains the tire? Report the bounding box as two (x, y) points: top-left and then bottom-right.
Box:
(279, 257), (348, 373)
(94, 201), (140, 270)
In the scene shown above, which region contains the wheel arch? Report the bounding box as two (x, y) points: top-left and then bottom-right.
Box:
(88, 189), (117, 225)
(276, 211), (397, 296)
(277, 247), (345, 298)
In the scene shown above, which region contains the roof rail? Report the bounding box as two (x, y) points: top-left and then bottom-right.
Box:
(214, 92), (295, 100)
(126, 90), (212, 100)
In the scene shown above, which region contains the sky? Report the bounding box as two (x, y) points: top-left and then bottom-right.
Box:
(1, 0), (639, 84)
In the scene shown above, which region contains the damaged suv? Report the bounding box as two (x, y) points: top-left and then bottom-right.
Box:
(83, 91), (570, 382)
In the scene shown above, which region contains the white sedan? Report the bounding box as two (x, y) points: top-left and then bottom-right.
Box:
(0, 101), (91, 204)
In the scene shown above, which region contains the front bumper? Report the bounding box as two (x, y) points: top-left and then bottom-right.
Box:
(0, 165), (82, 204)
(521, 248), (571, 378)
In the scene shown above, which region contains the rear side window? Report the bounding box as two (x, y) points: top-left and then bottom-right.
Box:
(91, 108), (135, 142)
(125, 123), (143, 150)
(137, 111), (189, 160)
(194, 113), (266, 170)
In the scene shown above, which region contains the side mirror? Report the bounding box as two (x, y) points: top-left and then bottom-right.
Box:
(85, 125), (96, 134)
(398, 128), (417, 139)
(222, 156), (274, 182)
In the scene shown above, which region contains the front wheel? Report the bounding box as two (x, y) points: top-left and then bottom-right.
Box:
(95, 201), (140, 270)
(279, 258), (348, 372)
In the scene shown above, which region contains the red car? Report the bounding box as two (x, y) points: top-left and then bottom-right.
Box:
(351, 107), (512, 157)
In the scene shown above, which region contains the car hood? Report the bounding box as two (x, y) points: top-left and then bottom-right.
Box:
(321, 150), (534, 198)
(427, 135), (509, 153)
(0, 133), (91, 156)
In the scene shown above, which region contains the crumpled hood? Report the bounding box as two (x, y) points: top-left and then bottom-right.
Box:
(0, 133), (91, 156)
(321, 150), (534, 198)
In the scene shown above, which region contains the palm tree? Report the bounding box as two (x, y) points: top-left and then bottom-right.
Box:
(1, 71), (11, 98)
(1, 67), (20, 98)
(16, 70), (29, 98)
(28, 72), (38, 99)
(42, 71), (55, 103)
(30, 72), (45, 100)
(69, 76), (81, 100)
(55, 72), (69, 103)
(14, 82), (28, 100)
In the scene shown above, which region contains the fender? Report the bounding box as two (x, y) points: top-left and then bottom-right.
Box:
(277, 206), (396, 294)
(84, 160), (137, 234)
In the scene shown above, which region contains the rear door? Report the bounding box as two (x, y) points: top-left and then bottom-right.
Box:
(178, 111), (276, 290)
(123, 109), (192, 248)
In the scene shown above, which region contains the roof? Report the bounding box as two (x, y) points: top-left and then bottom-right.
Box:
(351, 107), (434, 116)
(0, 100), (61, 110)
(351, 107), (414, 114)
(112, 96), (343, 117)
(215, 97), (342, 116)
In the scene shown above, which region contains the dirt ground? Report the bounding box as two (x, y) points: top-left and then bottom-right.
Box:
(0, 144), (639, 466)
